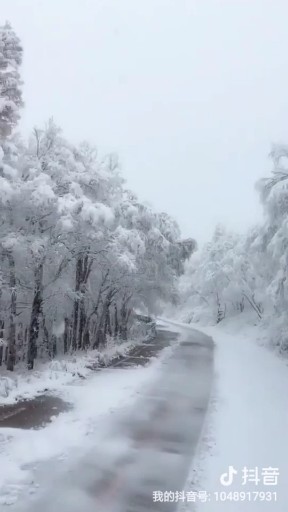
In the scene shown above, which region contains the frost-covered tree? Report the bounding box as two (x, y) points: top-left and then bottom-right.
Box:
(179, 143), (288, 352)
(179, 225), (264, 325)
(0, 22), (23, 137)
(0, 27), (195, 370)
(0, 121), (192, 370)
(253, 144), (288, 349)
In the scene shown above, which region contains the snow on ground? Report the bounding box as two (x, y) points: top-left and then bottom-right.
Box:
(171, 316), (288, 511)
(3, 315), (287, 510)
(0, 340), (175, 507)
(0, 339), (137, 404)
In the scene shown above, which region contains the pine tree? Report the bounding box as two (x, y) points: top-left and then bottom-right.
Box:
(0, 21), (23, 137)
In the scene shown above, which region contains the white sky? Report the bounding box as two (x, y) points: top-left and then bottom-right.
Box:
(2, 0), (288, 242)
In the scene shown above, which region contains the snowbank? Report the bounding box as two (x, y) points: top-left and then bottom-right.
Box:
(0, 339), (136, 404)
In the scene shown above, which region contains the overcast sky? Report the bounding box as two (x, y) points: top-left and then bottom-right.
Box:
(2, 0), (288, 242)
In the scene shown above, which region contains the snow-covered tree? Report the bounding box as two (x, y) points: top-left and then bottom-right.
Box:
(179, 143), (288, 353)
(0, 26), (195, 370)
(0, 121), (192, 369)
(0, 22), (23, 137)
(179, 225), (264, 325)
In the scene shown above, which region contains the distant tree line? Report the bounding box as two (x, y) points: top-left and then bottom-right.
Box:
(180, 145), (288, 351)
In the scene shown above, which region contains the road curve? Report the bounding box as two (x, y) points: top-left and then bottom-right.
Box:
(11, 323), (214, 512)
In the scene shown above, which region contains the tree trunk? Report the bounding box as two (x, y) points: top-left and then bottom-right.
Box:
(114, 304), (119, 337)
(63, 317), (69, 354)
(78, 293), (86, 350)
(77, 254), (91, 350)
(42, 314), (50, 359)
(27, 262), (44, 370)
(243, 292), (262, 319)
(83, 321), (90, 349)
(17, 322), (24, 362)
(51, 334), (57, 358)
(119, 302), (128, 340)
(105, 308), (112, 338)
(24, 327), (28, 361)
(0, 320), (4, 366)
(94, 311), (105, 348)
(119, 295), (133, 341)
(6, 251), (17, 371)
(96, 290), (116, 346)
(216, 293), (225, 324)
(72, 257), (82, 351)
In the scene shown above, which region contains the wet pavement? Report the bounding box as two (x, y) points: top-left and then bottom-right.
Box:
(112, 329), (176, 368)
(0, 395), (71, 429)
(10, 324), (214, 512)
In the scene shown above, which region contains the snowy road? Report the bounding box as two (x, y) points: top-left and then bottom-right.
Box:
(182, 320), (288, 511)
(3, 323), (214, 512)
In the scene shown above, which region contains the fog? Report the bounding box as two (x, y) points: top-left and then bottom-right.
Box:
(2, 0), (288, 242)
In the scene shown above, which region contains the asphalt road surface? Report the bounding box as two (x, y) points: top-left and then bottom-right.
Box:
(9, 323), (214, 512)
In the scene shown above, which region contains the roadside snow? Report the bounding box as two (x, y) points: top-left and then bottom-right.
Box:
(177, 318), (288, 511)
(0, 339), (136, 404)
